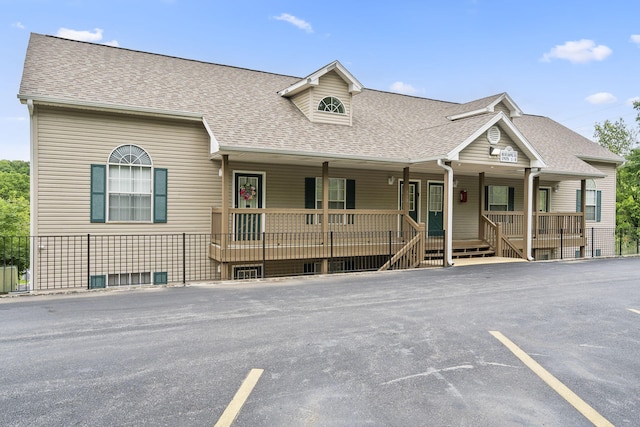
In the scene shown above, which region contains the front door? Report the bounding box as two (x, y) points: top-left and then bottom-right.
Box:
(538, 188), (550, 212)
(234, 173), (263, 240)
(428, 182), (444, 236)
(399, 180), (419, 222)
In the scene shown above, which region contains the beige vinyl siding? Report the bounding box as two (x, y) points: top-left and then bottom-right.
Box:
(312, 71), (351, 126)
(459, 125), (529, 168)
(291, 90), (312, 120)
(450, 174), (481, 240)
(34, 106), (219, 235)
(228, 162), (430, 216)
(550, 162), (617, 229)
(493, 101), (511, 116)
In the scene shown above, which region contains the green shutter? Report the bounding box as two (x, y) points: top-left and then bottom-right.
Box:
(596, 190), (601, 222)
(576, 190), (582, 212)
(154, 168), (168, 223)
(304, 178), (316, 209)
(507, 187), (515, 211)
(484, 186), (489, 211)
(90, 164), (106, 223)
(346, 179), (356, 209)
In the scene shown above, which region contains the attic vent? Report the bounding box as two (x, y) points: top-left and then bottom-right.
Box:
(487, 126), (501, 144)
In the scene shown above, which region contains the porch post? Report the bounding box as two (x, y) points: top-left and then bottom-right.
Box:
(580, 179), (587, 257)
(321, 161), (329, 273)
(478, 172), (485, 241)
(220, 154), (229, 280)
(533, 176), (540, 238)
(523, 167), (531, 260)
(443, 162), (453, 266)
(402, 166), (410, 231)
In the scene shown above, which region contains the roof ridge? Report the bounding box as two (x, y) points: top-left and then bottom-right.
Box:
(34, 33), (304, 81)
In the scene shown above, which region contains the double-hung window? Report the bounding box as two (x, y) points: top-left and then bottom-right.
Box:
(91, 145), (167, 223)
(577, 179), (601, 222)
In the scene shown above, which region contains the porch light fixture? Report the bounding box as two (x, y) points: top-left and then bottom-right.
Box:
(388, 176), (395, 185)
(554, 184), (560, 192)
(489, 147), (501, 156)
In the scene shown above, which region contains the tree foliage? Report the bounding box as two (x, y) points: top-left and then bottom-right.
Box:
(0, 160), (30, 236)
(593, 118), (637, 157)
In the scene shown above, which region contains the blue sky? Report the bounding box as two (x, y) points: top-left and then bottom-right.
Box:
(1, 0), (639, 161)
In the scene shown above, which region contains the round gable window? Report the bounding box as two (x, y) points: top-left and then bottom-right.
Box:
(487, 126), (501, 144)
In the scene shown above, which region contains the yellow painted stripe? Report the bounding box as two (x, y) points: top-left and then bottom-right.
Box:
(214, 368), (264, 427)
(489, 331), (614, 427)
(628, 308), (640, 315)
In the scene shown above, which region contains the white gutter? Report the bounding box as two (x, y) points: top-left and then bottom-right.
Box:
(436, 159), (454, 266)
(27, 99), (35, 292)
(526, 168), (543, 261)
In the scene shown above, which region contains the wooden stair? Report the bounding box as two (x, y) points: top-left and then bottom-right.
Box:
(424, 239), (495, 260)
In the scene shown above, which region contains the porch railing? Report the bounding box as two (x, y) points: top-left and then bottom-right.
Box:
(211, 208), (405, 242)
(378, 216), (426, 271)
(481, 215), (525, 259)
(484, 211), (584, 238)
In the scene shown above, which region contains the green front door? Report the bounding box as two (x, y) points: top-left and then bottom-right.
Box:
(428, 182), (444, 237)
(399, 181), (419, 222)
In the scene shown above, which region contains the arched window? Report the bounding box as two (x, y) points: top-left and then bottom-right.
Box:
(317, 96), (345, 114)
(108, 145), (153, 221)
(585, 179), (598, 221)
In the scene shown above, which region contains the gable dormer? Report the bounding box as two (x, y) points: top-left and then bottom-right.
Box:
(279, 61), (363, 126)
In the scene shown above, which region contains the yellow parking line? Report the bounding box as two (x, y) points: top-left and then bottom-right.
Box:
(214, 368), (264, 427)
(490, 331), (614, 427)
(628, 308), (640, 315)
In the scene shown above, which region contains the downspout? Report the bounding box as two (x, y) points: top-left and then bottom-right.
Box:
(526, 168), (542, 261)
(27, 99), (35, 292)
(436, 159), (454, 266)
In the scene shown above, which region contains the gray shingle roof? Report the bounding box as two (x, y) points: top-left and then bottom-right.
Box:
(19, 33), (623, 173)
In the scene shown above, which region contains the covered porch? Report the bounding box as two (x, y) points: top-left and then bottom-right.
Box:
(208, 154), (588, 278)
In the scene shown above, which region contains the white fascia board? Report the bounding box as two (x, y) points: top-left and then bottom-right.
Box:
(488, 93), (523, 118)
(447, 112), (547, 168)
(203, 117), (220, 154)
(215, 145), (410, 164)
(577, 155), (625, 166)
(19, 95), (203, 120)
(446, 108), (490, 121)
(540, 169), (607, 179)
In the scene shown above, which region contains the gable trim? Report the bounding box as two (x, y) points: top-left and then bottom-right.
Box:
(447, 112), (546, 168)
(447, 93), (523, 120)
(278, 60), (363, 97)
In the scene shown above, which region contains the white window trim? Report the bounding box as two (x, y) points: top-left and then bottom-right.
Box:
(315, 177), (348, 224)
(488, 185), (509, 212)
(106, 144), (154, 223)
(317, 96), (347, 115)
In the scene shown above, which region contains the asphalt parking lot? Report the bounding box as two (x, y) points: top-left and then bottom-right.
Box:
(1, 257), (639, 426)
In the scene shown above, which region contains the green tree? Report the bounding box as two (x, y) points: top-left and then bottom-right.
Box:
(616, 148), (640, 232)
(593, 118), (637, 157)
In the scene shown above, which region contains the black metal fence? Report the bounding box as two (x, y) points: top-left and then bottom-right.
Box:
(1, 231), (445, 291)
(532, 227), (640, 260)
(2, 228), (638, 291)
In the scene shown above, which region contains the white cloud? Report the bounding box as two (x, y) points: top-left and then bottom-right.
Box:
(274, 13), (313, 33)
(390, 81), (419, 96)
(626, 96), (640, 106)
(541, 39), (612, 63)
(631, 35), (640, 46)
(55, 27), (119, 46)
(585, 92), (617, 105)
(12, 22), (25, 30)
(1, 116), (26, 122)
(56, 27), (104, 42)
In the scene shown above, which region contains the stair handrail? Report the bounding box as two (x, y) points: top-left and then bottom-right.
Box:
(378, 215), (425, 271)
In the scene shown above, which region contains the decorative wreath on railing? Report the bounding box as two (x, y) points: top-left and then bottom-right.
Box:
(240, 181), (256, 201)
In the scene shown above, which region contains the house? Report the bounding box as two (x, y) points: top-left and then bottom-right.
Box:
(17, 33), (623, 288)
